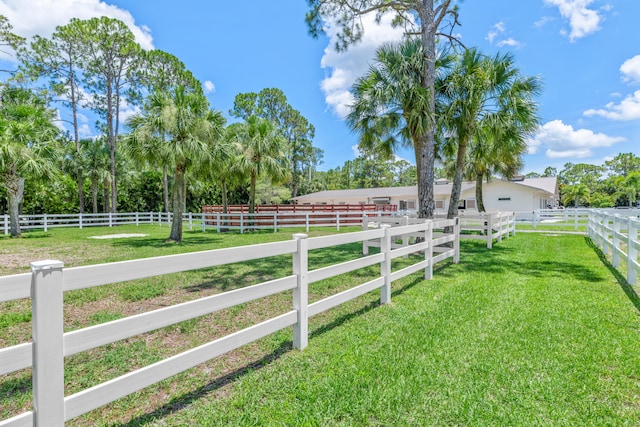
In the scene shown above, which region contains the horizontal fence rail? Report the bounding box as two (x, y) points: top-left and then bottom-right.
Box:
(363, 212), (513, 249)
(587, 211), (640, 285)
(0, 219), (459, 426)
(1, 211), (396, 235)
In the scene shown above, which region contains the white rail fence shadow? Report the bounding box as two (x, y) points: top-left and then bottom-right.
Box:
(0, 219), (459, 426)
(588, 211), (640, 285)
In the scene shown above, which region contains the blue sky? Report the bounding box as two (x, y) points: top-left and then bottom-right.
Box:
(1, 0), (639, 174)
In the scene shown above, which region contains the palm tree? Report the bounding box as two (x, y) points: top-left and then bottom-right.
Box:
(615, 171), (640, 207)
(126, 86), (225, 242)
(348, 39), (445, 218)
(233, 116), (289, 214)
(438, 48), (542, 219)
(0, 86), (60, 237)
(468, 112), (536, 212)
(562, 184), (590, 208)
(80, 137), (111, 213)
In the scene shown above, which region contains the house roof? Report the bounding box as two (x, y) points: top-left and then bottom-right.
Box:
(291, 177), (558, 202)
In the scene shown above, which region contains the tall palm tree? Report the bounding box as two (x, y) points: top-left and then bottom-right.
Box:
(233, 116), (289, 214)
(126, 85), (225, 242)
(80, 137), (111, 213)
(348, 39), (449, 218)
(0, 86), (59, 237)
(438, 48), (542, 218)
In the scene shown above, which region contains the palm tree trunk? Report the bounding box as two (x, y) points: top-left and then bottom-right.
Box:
(169, 162), (186, 242)
(249, 171), (257, 214)
(163, 165), (169, 213)
(78, 175), (85, 213)
(447, 137), (470, 220)
(103, 178), (111, 213)
(91, 178), (98, 214)
(475, 173), (485, 212)
(5, 173), (24, 237)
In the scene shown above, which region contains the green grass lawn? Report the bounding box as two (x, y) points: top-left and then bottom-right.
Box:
(2, 227), (640, 426)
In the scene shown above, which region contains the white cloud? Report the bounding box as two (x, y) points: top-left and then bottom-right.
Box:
(486, 21), (522, 49)
(203, 80), (215, 94)
(584, 90), (640, 121)
(497, 38), (522, 48)
(320, 12), (408, 118)
(0, 0), (154, 51)
(534, 16), (555, 28)
(527, 119), (625, 158)
(486, 22), (505, 44)
(544, 0), (602, 41)
(620, 55), (640, 84)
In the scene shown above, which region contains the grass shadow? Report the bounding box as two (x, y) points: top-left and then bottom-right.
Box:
(585, 236), (640, 313)
(115, 341), (292, 427)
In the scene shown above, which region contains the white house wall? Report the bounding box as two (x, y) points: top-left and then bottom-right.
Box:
(471, 181), (550, 213)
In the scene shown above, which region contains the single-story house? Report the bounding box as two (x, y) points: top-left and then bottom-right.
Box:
(291, 176), (559, 213)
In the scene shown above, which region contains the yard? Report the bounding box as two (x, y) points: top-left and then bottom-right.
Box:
(2, 226), (640, 425)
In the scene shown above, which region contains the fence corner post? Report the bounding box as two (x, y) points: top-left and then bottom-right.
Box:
(487, 213), (493, 250)
(362, 214), (369, 255)
(380, 224), (392, 304)
(292, 233), (309, 350)
(425, 220), (433, 279)
(628, 218), (638, 285)
(31, 259), (65, 426)
(454, 217), (461, 264)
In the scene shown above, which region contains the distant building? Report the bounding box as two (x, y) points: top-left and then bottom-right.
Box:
(291, 177), (559, 213)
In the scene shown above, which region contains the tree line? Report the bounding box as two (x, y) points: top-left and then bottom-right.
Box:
(1, 16), (322, 240)
(526, 154), (640, 208)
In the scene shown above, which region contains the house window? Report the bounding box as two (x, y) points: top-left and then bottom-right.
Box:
(466, 199), (476, 209)
(435, 200), (444, 209)
(498, 197), (511, 201)
(407, 200), (416, 210)
(458, 199), (466, 209)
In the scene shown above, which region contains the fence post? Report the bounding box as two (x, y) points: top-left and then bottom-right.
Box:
(612, 216), (621, 268)
(188, 212), (193, 231)
(362, 214), (369, 255)
(292, 234), (309, 350)
(201, 212), (206, 232)
(31, 259), (65, 426)
(274, 213), (278, 233)
(425, 220), (433, 279)
(109, 212), (113, 227)
(487, 214), (493, 249)
(336, 212), (340, 231)
(454, 217), (461, 264)
(216, 213), (221, 233)
(602, 215), (610, 256)
(380, 224), (392, 304)
(628, 218), (638, 285)
(574, 210), (579, 230)
(44, 213), (48, 233)
(4, 214), (8, 235)
(533, 210), (537, 229)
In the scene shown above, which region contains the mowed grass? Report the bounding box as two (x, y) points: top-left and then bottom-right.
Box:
(2, 226), (640, 425)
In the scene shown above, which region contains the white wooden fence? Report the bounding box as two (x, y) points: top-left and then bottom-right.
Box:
(587, 211), (640, 285)
(0, 212), (172, 234)
(0, 219), (459, 426)
(363, 212), (514, 249)
(0, 211), (392, 235)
